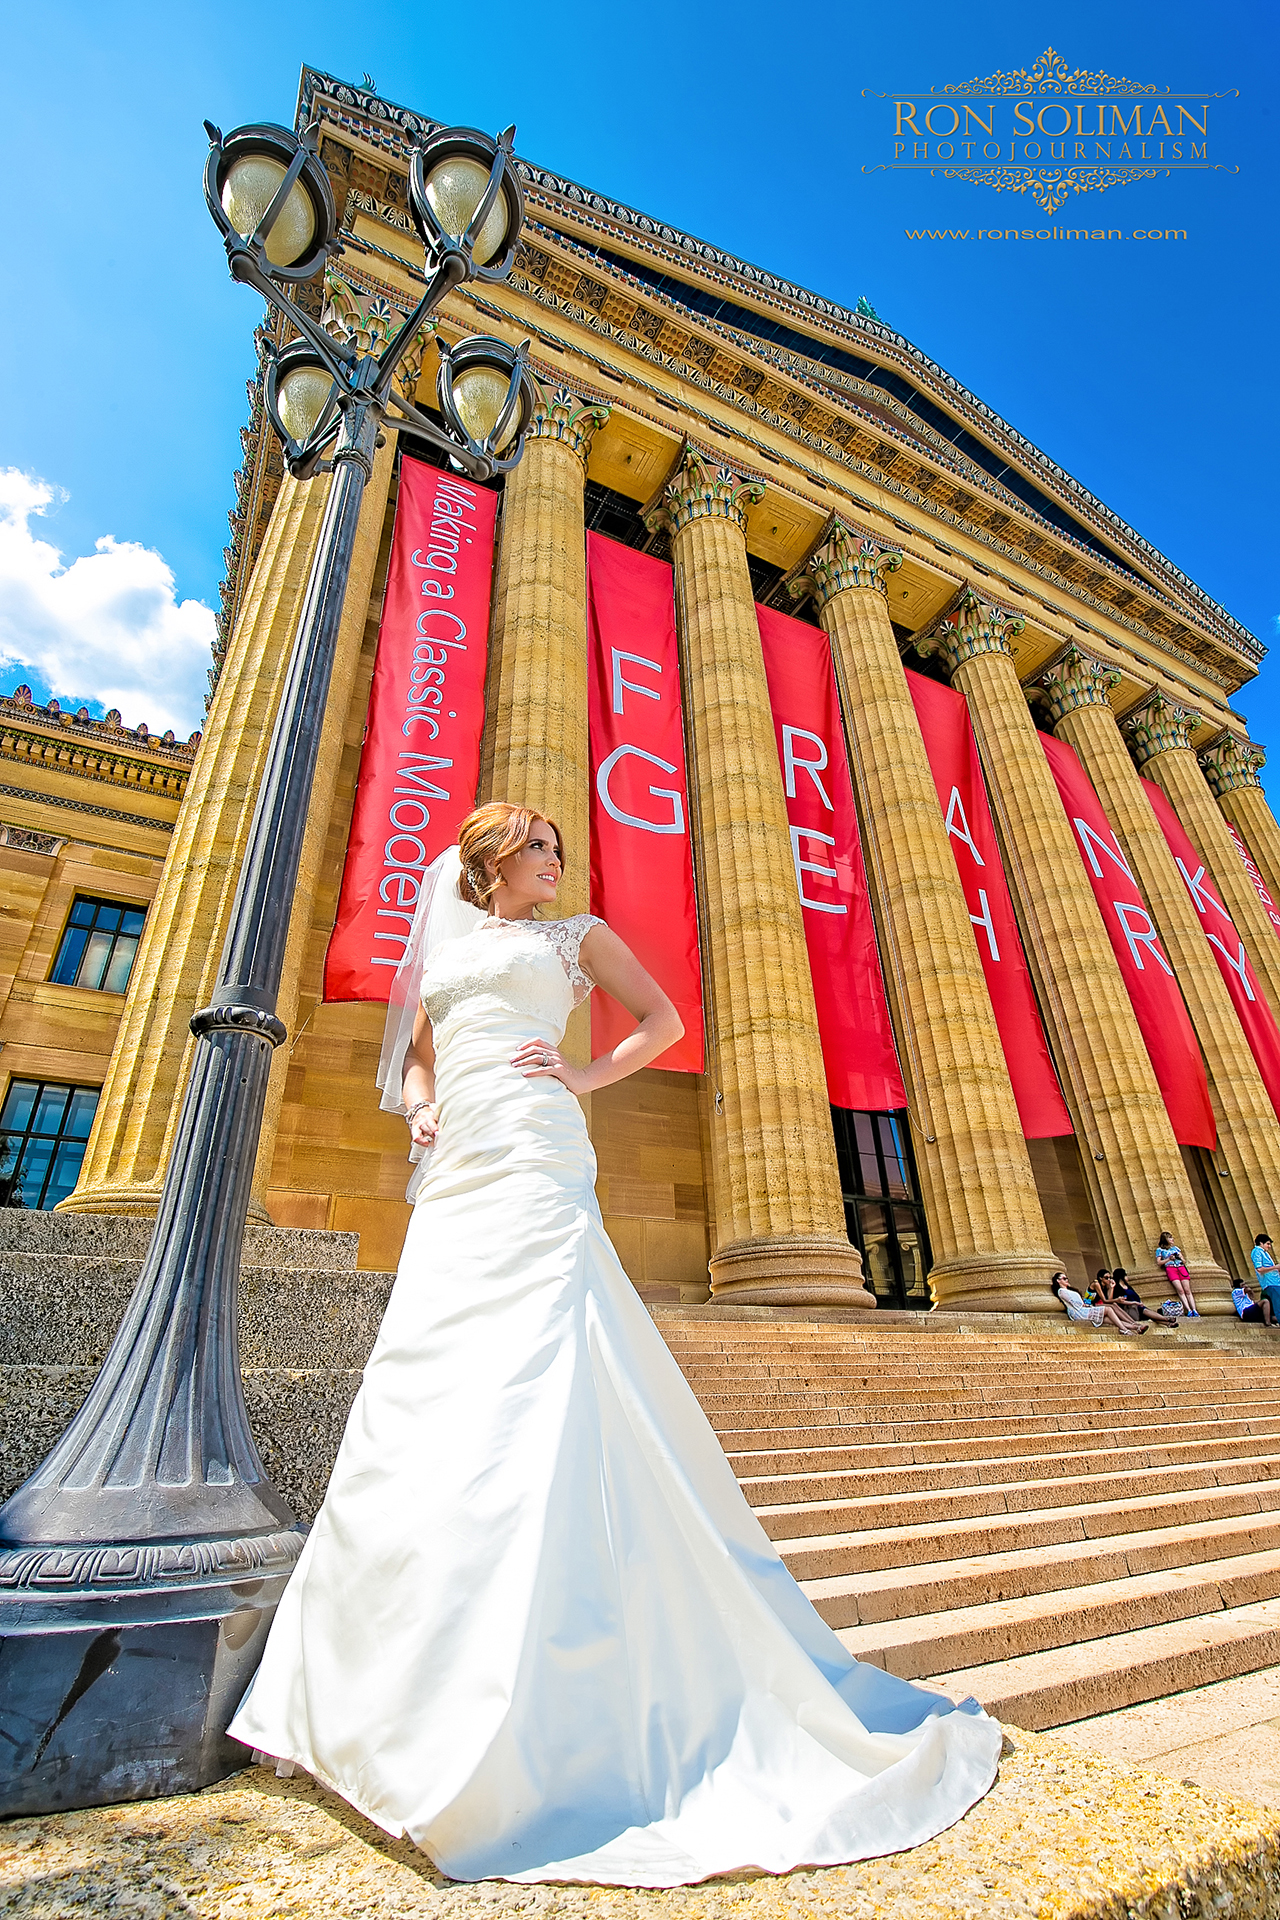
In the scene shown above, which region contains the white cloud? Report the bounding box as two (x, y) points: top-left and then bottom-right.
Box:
(0, 469), (215, 737)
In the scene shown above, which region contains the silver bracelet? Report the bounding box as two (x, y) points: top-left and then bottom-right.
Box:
(405, 1100), (434, 1125)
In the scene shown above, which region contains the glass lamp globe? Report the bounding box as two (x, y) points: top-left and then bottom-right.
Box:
(423, 155), (510, 266)
(221, 154), (317, 268)
(450, 364), (521, 450)
(277, 364), (335, 444)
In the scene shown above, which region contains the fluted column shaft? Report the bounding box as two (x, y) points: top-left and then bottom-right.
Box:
(1048, 651), (1280, 1283)
(1128, 697), (1280, 1026)
(928, 594), (1225, 1294)
(61, 461), (363, 1217)
(810, 531), (1056, 1311)
(1202, 736), (1280, 922)
(668, 456), (871, 1305)
(485, 390), (607, 1089)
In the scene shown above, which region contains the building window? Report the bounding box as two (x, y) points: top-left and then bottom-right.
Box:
(0, 1080), (100, 1210)
(830, 1108), (933, 1311)
(49, 897), (146, 994)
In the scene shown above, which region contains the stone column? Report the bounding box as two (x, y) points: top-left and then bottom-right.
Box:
(808, 527), (1057, 1311)
(666, 454), (873, 1305)
(1201, 734), (1280, 916)
(485, 387), (608, 1096)
(1045, 646), (1280, 1279)
(61, 443), (396, 1218)
(1126, 694), (1280, 1026)
(924, 591), (1227, 1296)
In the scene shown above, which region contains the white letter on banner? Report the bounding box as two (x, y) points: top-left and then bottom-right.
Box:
(597, 746), (685, 834)
(612, 649), (663, 715)
(1208, 932), (1255, 998)
(1176, 856), (1234, 926)
(782, 726), (834, 810)
(945, 786), (984, 865)
(970, 887), (1000, 960)
(1114, 901), (1174, 974)
(1075, 817), (1136, 883)
(789, 826), (847, 914)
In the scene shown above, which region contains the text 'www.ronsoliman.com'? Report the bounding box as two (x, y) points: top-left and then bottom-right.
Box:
(904, 226), (1190, 241)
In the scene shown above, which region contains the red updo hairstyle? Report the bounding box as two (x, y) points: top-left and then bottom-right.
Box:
(457, 802), (564, 908)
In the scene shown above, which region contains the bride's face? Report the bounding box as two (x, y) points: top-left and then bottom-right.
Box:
(489, 818), (562, 917)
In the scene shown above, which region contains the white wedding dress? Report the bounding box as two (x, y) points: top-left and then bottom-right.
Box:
(229, 909), (1001, 1885)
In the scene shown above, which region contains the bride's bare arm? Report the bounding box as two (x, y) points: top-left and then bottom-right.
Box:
(402, 1008), (440, 1148)
(511, 924), (683, 1096)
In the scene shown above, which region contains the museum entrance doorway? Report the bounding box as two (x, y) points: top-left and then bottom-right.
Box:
(831, 1109), (932, 1311)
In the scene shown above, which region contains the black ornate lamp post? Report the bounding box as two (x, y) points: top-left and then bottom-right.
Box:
(0, 113), (535, 1816)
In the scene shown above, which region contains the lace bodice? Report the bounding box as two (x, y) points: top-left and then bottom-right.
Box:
(421, 913), (605, 1030)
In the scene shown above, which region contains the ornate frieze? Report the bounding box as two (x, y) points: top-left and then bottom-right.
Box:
(918, 589), (1026, 675)
(653, 449), (765, 537)
(527, 386), (611, 465)
(804, 525), (903, 612)
(1199, 731), (1267, 797)
(1122, 690), (1201, 767)
(1036, 643), (1122, 725)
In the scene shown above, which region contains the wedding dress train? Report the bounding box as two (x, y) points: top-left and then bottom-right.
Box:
(229, 908), (1001, 1885)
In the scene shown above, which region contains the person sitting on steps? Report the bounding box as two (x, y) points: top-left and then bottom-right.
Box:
(1232, 1275), (1277, 1328)
(1155, 1232), (1200, 1316)
(1051, 1272), (1148, 1334)
(1108, 1266), (1176, 1327)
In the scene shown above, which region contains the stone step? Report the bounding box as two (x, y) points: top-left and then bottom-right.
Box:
(834, 1550), (1280, 1679)
(804, 1509), (1280, 1628)
(925, 1596), (1280, 1730)
(707, 1398), (1280, 1442)
(752, 1452), (1280, 1542)
(779, 1477), (1280, 1582)
(723, 1414), (1280, 1477)
(737, 1431), (1280, 1506)
(694, 1386), (1280, 1422)
(0, 1265), (395, 1370)
(0, 1210), (362, 1272)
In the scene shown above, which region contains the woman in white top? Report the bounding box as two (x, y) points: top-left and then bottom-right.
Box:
(1050, 1272), (1147, 1334)
(230, 802), (1001, 1886)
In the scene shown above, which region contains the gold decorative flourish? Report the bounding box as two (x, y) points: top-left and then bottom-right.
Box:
(941, 163), (1159, 213)
(863, 46), (1238, 99)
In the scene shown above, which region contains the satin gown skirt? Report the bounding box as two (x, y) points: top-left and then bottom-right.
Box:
(230, 1002), (1001, 1885)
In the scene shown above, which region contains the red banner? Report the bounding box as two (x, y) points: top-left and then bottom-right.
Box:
(1041, 733), (1215, 1148)
(756, 606), (904, 1111)
(1224, 821), (1280, 940)
(586, 534), (703, 1072)
(1143, 779), (1280, 1118)
(907, 671), (1072, 1138)
(324, 457), (497, 1001)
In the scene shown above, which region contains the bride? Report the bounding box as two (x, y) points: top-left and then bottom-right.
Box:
(229, 801), (1000, 1886)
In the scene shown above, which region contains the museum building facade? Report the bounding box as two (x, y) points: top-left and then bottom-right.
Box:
(15, 68), (1280, 1318)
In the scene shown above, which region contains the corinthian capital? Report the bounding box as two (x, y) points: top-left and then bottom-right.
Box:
(1122, 689), (1201, 768)
(917, 588), (1026, 676)
(803, 522), (903, 612)
(1199, 730), (1267, 797)
(653, 448), (765, 537)
(527, 386), (611, 464)
(1036, 643), (1122, 726)
(321, 270), (432, 399)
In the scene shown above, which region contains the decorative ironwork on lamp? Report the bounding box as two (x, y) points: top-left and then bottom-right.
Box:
(0, 106), (534, 1820)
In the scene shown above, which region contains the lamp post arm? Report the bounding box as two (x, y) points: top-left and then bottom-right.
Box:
(370, 257), (465, 408)
(228, 255), (358, 377)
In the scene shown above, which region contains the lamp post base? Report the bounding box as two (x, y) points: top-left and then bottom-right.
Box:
(0, 1528), (302, 1817)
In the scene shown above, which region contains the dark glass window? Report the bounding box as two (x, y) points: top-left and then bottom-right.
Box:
(49, 897), (146, 994)
(0, 1079), (100, 1210)
(830, 1108), (932, 1311)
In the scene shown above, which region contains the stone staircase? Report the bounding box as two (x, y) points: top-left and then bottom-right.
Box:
(654, 1309), (1280, 1730)
(3, 1211), (1279, 1735)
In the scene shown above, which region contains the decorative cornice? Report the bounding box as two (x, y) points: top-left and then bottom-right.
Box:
(1123, 689), (1201, 767)
(1037, 643), (1123, 725)
(527, 384), (610, 464)
(0, 721), (193, 800)
(652, 448), (765, 537)
(292, 69), (1259, 672)
(918, 588), (1026, 675)
(1199, 732), (1266, 797)
(0, 782), (176, 835)
(804, 524), (903, 611)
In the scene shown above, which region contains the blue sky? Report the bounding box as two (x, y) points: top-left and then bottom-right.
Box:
(0, 3), (1274, 762)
